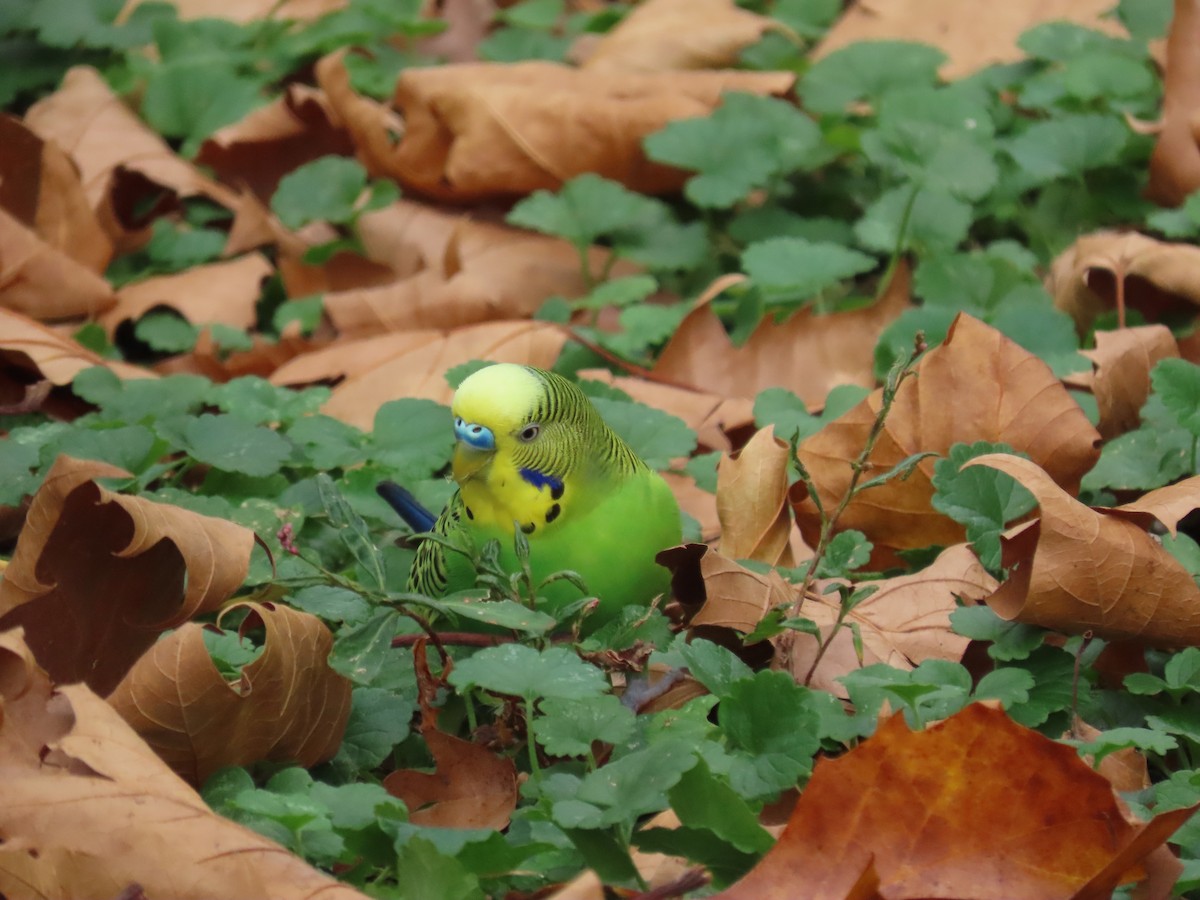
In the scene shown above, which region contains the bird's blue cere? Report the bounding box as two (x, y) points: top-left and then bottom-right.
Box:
(454, 416), (495, 451)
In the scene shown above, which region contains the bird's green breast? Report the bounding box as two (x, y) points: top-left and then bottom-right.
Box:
(451, 467), (680, 626)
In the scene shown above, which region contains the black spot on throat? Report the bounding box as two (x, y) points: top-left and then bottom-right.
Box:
(546, 503), (561, 523)
(465, 506), (474, 520)
(551, 483), (565, 501)
(521, 522), (536, 534)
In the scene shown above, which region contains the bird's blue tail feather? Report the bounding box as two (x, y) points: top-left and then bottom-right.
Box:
(377, 481), (437, 532)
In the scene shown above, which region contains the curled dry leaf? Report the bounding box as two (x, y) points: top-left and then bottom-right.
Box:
(662, 472), (721, 544)
(717, 427), (796, 566)
(107, 601), (352, 785)
(789, 544), (999, 695)
(319, 51), (793, 200)
(658, 543), (793, 633)
(1148, 0), (1200, 205)
(383, 641), (517, 829)
(654, 260), (910, 408)
(22, 67), (239, 249)
(714, 704), (1197, 900)
(1047, 231), (1200, 333)
(0, 628), (371, 900)
(1080, 325), (1179, 439)
(0, 115), (113, 273)
(812, 0), (1126, 81)
(1072, 718), (1150, 796)
(196, 84), (355, 201)
(100, 253), (273, 335)
(0, 456), (254, 695)
(279, 320), (568, 430)
(0, 309), (151, 398)
(967, 454), (1200, 646)
(792, 313), (1101, 563)
(154, 326), (318, 382)
(546, 811), (694, 900)
(304, 200), (633, 333)
(580, 0), (778, 73)
(0, 208), (116, 320)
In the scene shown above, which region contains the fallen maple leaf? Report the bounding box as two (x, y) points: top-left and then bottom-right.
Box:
(653, 261), (910, 408)
(282, 320), (567, 430)
(319, 52), (793, 201)
(0, 308), (153, 388)
(1078, 325), (1180, 439)
(304, 199), (635, 333)
(1047, 230), (1200, 333)
(0, 115), (113, 273)
(792, 313), (1100, 563)
(0, 627), (371, 900)
(22, 67), (239, 242)
(0, 207), (115, 320)
(383, 641), (517, 829)
(100, 253), (273, 336)
(1148, 0), (1200, 204)
(812, 0), (1127, 81)
(790, 543), (999, 694)
(714, 704), (1197, 900)
(0, 456), (254, 694)
(107, 601), (352, 785)
(717, 427), (797, 567)
(967, 454), (1200, 646)
(196, 84), (355, 201)
(580, 0), (779, 73)
(658, 543), (794, 634)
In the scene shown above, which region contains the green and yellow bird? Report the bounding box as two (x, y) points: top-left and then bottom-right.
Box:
(378, 363), (682, 628)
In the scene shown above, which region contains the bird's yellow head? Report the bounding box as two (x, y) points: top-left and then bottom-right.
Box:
(450, 363), (563, 484)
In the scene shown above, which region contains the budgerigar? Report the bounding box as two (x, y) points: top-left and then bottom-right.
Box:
(378, 363), (682, 628)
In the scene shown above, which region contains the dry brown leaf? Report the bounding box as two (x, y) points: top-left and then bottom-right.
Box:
(383, 722), (518, 829)
(22, 67), (238, 240)
(196, 85), (355, 202)
(0, 115), (113, 273)
(654, 261), (910, 408)
(107, 601), (352, 785)
(717, 427), (795, 566)
(0, 207), (116, 320)
(658, 543), (794, 633)
(967, 454), (1200, 646)
(1081, 325), (1180, 439)
(788, 544), (999, 695)
(1149, 0), (1200, 204)
(0, 627), (371, 900)
(320, 52), (793, 200)
(581, 0), (777, 73)
(308, 200), (632, 332)
(100, 253), (274, 335)
(813, 0), (1127, 81)
(1048, 231), (1200, 333)
(661, 471), (720, 543)
(0, 309), (152, 407)
(715, 704), (1193, 900)
(383, 641), (517, 829)
(1073, 718), (1151, 795)
(0, 456), (254, 695)
(155, 326), (319, 382)
(293, 320), (568, 430)
(546, 811), (694, 900)
(792, 313), (1101, 562)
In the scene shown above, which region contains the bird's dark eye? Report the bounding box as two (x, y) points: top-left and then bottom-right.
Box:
(518, 423), (540, 442)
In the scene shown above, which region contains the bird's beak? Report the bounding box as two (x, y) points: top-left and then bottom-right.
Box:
(452, 443), (494, 483)
(452, 419), (495, 484)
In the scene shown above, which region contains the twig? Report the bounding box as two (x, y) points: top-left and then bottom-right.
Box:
(391, 631), (510, 648)
(628, 867), (710, 900)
